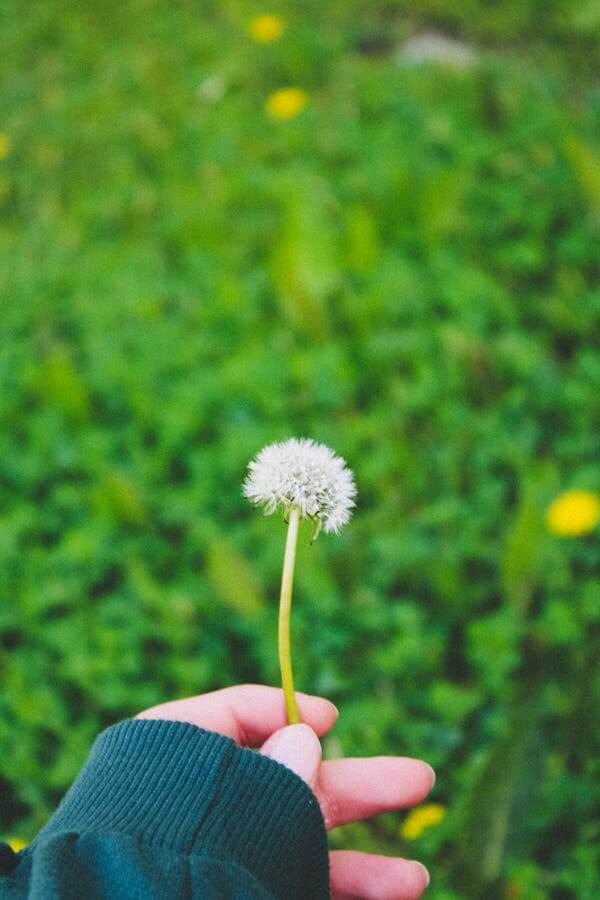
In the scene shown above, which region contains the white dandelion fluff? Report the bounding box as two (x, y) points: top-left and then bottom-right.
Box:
(243, 437), (357, 536)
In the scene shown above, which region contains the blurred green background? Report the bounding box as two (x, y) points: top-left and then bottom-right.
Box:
(1, 1), (599, 897)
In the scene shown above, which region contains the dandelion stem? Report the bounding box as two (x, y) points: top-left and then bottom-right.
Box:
(278, 506), (301, 724)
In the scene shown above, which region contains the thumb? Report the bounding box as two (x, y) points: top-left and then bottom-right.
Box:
(260, 723), (322, 790)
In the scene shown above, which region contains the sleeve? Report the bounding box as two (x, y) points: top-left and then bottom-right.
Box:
(0, 719), (330, 900)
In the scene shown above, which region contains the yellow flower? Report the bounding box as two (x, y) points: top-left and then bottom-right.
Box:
(6, 837), (27, 852)
(0, 134), (10, 159)
(266, 87), (308, 120)
(400, 804), (446, 840)
(249, 15), (285, 42)
(546, 489), (600, 537)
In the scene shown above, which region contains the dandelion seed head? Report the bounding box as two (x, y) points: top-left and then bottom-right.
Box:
(243, 438), (356, 534)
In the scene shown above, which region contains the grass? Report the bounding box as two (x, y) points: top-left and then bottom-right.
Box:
(1, 2), (599, 896)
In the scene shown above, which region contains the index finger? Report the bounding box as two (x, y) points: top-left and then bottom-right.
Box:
(135, 683), (339, 746)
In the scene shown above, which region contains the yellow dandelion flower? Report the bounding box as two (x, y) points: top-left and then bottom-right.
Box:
(6, 837), (27, 852)
(266, 87), (308, 120)
(400, 804), (446, 840)
(546, 489), (600, 537)
(249, 14), (285, 42)
(0, 134), (10, 159)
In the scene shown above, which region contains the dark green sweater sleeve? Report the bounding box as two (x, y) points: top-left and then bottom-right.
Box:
(0, 720), (330, 899)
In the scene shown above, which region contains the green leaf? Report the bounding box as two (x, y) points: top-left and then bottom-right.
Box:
(270, 177), (340, 338)
(34, 346), (89, 419)
(206, 537), (265, 617)
(501, 469), (554, 616)
(564, 135), (600, 213)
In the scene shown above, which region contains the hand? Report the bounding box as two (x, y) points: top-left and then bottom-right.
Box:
(136, 684), (434, 899)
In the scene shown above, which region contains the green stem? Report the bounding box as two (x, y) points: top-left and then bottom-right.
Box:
(278, 506), (301, 724)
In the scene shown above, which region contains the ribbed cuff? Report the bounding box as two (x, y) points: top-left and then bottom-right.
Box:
(33, 719), (329, 899)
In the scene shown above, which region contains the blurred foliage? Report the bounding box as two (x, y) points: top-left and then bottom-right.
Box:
(1, 1), (600, 897)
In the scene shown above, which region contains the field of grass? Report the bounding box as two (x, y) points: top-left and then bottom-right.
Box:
(1, 2), (599, 897)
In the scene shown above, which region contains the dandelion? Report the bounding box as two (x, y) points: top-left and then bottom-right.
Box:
(6, 838), (27, 852)
(400, 804), (446, 840)
(244, 438), (356, 722)
(249, 14), (285, 43)
(197, 74), (227, 104)
(266, 87), (308, 120)
(0, 134), (10, 160)
(546, 489), (600, 537)
(244, 438), (356, 536)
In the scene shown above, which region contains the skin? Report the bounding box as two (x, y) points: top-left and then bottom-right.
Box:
(136, 684), (435, 900)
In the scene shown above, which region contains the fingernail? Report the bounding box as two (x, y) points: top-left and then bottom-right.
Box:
(411, 861), (430, 888)
(263, 724), (322, 788)
(425, 763), (436, 788)
(331, 702), (340, 721)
